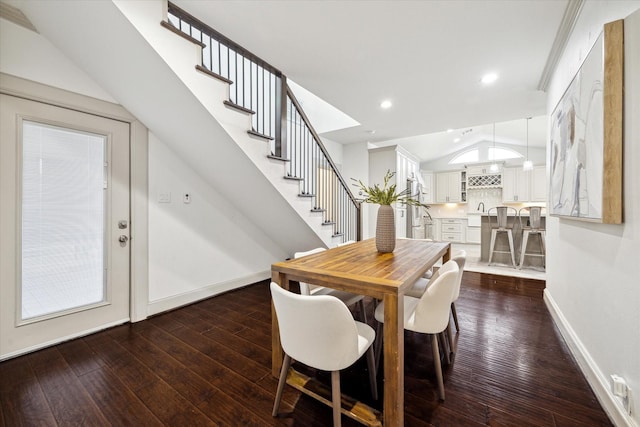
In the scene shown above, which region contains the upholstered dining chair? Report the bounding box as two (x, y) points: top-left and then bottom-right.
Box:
(270, 283), (377, 426)
(294, 248), (368, 322)
(373, 260), (459, 400)
(404, 251), (466, 359)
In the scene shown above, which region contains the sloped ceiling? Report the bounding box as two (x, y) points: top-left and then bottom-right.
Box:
(173, 0), (570, 160)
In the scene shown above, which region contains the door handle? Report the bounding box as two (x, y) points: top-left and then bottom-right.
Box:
(118, 235), (129, 245)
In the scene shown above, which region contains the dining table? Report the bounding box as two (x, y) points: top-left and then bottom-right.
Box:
(271, 238), (451, 426)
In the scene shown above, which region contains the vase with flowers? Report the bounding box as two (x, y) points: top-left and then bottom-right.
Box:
(352, 170), (428, 253)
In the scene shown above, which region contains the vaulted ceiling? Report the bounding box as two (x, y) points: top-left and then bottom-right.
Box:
(173, 0), (572, 160)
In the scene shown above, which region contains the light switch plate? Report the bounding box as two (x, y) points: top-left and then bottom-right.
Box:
(158, 191), (171, 203)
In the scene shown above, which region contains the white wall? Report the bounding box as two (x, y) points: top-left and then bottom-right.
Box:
(1, 15), (284, 317)
(342, 142), (371, 238)
(148, 133), (283, 312)
(545, 4), (640, 426)
(0, 17), (115, 103)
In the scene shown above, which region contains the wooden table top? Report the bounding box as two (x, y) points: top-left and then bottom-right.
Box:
(271, 238), (451, 300)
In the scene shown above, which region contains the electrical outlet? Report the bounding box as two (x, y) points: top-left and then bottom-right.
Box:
(612, 375), (628, 398)
(611, 374), (632, 415)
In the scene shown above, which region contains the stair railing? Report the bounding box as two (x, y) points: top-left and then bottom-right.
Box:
(166, 2), (360, 242)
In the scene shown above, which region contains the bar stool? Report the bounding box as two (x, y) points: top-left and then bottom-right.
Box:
(487, 206), (518, 268)
(518, 206), (546, 270)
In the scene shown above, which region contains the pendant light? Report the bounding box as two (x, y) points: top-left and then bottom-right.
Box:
(522, 117), (533, 171)
(489, 123), (499, 172)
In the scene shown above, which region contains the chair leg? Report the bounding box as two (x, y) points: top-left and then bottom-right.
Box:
(357, 298), (368, 323)
(451, 301), (460, 332)
(431, 334), (445, 401)
(438, 332), (450, 365)
(374, 322), (383, 373)
(488, 229), (498, 265)
(331, 370), (342, 427)
(506, 230), (516, 268)
(272, 354), (291, 416)
(446, 322), (455, 359)
(519, 230), (530, 269)
(366, 345), (378, 400)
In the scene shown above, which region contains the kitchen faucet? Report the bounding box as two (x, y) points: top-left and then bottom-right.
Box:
(477, 202), (485, 212)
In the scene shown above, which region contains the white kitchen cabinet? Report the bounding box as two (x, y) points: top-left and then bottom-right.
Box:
(369, 145), (420, 238)
(466, 214), (481, 244)
(466, 163), (502, 176)
(435, 171), (463, 203)
(466, 226), (481, 244)
(440, 218), (466, 243)
(530, 166), (547, 202)
(503, 166), (547, 203)
(502, 167), (530, 203)
(420, 171), (434, 204)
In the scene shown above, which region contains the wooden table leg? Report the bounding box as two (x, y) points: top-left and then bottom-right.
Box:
(383, 292), (404, 426)
(443, 245), (452, 263)
(271, 271), (289, 378)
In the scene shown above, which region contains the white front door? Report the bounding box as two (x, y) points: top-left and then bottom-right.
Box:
(0, 94), (131, 359)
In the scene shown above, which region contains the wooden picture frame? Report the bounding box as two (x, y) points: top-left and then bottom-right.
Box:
(549, 19), (623, 224)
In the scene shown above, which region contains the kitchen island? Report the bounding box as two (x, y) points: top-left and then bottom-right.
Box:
(480, 213), (546, 269)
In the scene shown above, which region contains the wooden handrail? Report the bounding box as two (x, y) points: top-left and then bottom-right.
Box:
(286, 86), (360, 207)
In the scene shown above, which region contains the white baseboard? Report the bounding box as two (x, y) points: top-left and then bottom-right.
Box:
(146, 270), (270, 317)
(544, 289), (636, 427)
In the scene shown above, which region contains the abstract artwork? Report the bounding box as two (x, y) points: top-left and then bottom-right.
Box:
(549, 20), (623, 224)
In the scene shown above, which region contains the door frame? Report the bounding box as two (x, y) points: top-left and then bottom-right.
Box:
(1, 72), (149, 325)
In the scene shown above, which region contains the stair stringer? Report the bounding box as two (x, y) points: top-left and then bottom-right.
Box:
(17, 0), (330, 256)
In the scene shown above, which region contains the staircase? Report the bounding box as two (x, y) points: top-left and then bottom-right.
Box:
(132, 0), (361, 248)
(16, 0), (359, 256)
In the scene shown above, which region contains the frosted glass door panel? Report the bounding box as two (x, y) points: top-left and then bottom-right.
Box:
(21, 121), (106, 320)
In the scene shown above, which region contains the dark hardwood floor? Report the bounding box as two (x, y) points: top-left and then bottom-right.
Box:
(0, 272), (612, 426)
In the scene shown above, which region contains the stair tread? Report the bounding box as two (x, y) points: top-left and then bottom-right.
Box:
(267, 155), (290, 162)
(247, 129), (274, 141)
(224, 100), (254, 114)
(311, 208), (326, 213)
(160, 21), (206, 48)
(196, 65), (233, 84)
(298, 193), (316, 198)
(284, 176), (304, 181)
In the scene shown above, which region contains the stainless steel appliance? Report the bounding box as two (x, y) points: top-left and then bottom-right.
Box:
(406, 176), (432, 239)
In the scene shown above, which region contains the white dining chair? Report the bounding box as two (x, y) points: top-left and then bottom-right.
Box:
(295, 248), (368, 322)
(405, 250), (466, 359)
(270, 283), (377, 426)
(373, 260), (459, 400)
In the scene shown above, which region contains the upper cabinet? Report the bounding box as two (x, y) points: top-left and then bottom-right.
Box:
(420, 171), (434, 204)
(530, 166), (547, 202)
(466, 163), (502, 176)
(502, 166), (546, 203)
(435, 171), (465, 203)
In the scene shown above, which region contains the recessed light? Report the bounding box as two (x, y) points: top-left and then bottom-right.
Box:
(481, 73), (498, 84)
(453, 138), (461, 143)
(446, 129), (454, 133)
(380, 100), (392, 109)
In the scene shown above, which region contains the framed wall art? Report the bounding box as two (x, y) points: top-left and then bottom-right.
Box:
(549, 19), (623, 224)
